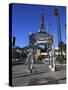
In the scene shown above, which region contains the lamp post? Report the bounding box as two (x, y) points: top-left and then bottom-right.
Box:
(54, 7), (63, 57)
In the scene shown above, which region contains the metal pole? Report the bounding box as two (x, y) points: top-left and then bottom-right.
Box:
(52, 33), (55, 71)
(47, 20), (50, 65)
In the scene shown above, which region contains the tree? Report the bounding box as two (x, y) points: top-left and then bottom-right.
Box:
(58, 41), (66, 63)
(58, 41), (66, 52)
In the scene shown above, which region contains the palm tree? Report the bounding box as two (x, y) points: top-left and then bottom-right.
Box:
(54, 7), (64, 64)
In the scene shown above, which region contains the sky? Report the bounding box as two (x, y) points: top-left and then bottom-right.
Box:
(11, 3), (66, 48)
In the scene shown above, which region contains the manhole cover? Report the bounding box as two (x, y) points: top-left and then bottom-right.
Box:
(37, 79), (48, 84)
(28, 77), (59, 85)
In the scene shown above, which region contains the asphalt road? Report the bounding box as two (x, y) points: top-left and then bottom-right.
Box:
(12, 64), (66, 87)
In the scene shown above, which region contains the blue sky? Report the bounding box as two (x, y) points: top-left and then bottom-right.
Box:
(11, 3), (66, 48)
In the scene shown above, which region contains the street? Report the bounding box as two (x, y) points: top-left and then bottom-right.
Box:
(12, 63), (66, 87)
